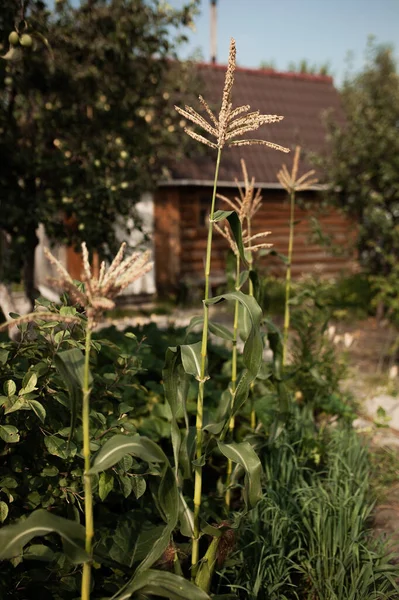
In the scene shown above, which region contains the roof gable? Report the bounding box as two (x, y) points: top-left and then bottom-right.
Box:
(166, 63), (342, 186)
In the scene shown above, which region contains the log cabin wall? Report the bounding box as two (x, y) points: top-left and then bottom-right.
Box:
(155, 185), (357, 293)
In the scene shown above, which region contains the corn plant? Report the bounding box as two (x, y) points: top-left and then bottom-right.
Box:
(277, 146), (318, 366)
(215, 159), (273, 504)
(0, 37), (289, 600)
(175, 37), (288, 574)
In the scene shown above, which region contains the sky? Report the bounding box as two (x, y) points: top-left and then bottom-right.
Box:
(168, 0), (399, 86)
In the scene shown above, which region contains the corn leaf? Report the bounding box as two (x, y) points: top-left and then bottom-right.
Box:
(217, 441), (262, 507)
(136, 466), (178, 573)
(213, 210), (247, 266)
(55, 348), (91, 441)
(0, 509), (88, 563)
(181, 341), (205, 380)
(112, 568), (211, 600)
(89, 434), (168, 474)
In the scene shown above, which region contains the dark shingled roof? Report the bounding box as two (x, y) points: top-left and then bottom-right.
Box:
(165, 63), (343, 187)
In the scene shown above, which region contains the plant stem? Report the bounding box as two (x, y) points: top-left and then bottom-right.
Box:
(192, 147), (222, 576)
(225, 252), (240, 509)
(246, 218), (256, 430)
(81, 320), (93, 600)
(283, 190), (295, 366)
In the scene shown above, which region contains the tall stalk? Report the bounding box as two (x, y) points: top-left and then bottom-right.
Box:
(246, 216), (257, 430)
(283, 190), (295, 367)
(192, 148), (222, 574)
(277, 146), (318, 367)
(225, 253), (240, 509)
(81, 320), (94, 600)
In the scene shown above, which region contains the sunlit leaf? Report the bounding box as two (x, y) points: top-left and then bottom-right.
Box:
(89, 434), (167, 474)
(0, 425), (20, 444)
(0, 501), (8, 523)
(3, 380), (16, 397)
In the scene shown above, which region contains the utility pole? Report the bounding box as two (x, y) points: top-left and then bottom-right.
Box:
(210, 0), (217, 64)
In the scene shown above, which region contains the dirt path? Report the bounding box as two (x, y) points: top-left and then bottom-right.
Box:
(336, 318), (399, 558)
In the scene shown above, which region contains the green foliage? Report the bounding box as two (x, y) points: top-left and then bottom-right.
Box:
(0, 0), (199, 296)
(217, 417), (399, 599)
(316, 40), (399, 281)
(288, 278), (355, 419)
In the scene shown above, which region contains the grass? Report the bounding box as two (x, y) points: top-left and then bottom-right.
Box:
(216, 419), (399, 599)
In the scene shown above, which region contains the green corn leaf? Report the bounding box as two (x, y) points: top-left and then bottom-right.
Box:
(195, 536), (220, 593)
(217, 441), (262, 507)
(238, 269), (249, 289)
(163, 347), (190, 476)
(185, 316), (204, 337)
(208, 321), (234, 341)
(0, 509), (88, 563)
(55, 348), (91, 441)
(207, 291), (263, 377)
(237, 303), (251, 341)
(132, 524), (165, 563)
(212, 210), (247, 266)
(229, 369), (254, 420)
(113, 568), (211, 600)
(178, 491), (194, 538)
(89, 434), (167, 474)
(180, 341), (205, 381)
(136, 466), (178, 574)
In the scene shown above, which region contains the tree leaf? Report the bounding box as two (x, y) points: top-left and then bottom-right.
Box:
(28, 400), (46, 423)
(3, 396), (27, 414)
(136, 466), (179, 574)
(89, 434), (167, 474)
(0, 501), (8, 523)
(44, 435), (77, 459)
(3, 380), (16, 397)
(217, 441), (262, 507)
(0, 509), (88, 563)
(20, 372), (37, 395)
(131, 476), (146, 499)
(0, 425), (20, 444)
(113, 568), (211, 600)
(99, 472), (114, 501)
(23, 544), (55, 562)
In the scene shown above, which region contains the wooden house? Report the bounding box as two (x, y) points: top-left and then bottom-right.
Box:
(154, 63), (356, 296)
